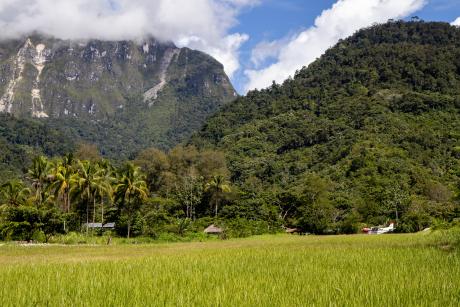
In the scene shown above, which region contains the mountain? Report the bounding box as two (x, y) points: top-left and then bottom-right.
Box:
(192, 21), (460, 232)
(0, 34), (236, 159)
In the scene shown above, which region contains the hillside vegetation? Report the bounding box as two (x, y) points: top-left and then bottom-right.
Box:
(192, 21), (460, 232)
(1, 21), (459, 238)
(0, 114), (74, 179)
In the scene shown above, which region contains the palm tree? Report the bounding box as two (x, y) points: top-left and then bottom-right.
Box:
(49, 162), (78, 213)
(28, 156), (52, 208)
(62, 153), (76, 171)
(0, 179), (30, 207)
(205, 175), (231, 218)
(115, 163), (148, 238)
(73, 160), (100, 234)
(95, 160), (115, 227)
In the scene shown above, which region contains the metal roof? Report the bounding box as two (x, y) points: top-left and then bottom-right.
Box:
(84, 223), (103, 228)
(83, 223), (115, 228)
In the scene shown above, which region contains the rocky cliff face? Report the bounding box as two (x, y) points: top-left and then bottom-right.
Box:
(0, 35), (236, 156)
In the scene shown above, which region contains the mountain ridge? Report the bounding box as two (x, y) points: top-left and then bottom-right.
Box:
(0, 34), (236, 161)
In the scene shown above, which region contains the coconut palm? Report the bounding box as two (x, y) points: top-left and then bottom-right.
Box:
(94, 160), (115, 226)
(62, 153), (75, 168)
(72, 160), (101, 234)
(28, 156), (52, 207)
(49, 162), (78, 213)
(205, 175), (231, 218)
(114, 163), (148, 238)
(0, 179), (30, 207)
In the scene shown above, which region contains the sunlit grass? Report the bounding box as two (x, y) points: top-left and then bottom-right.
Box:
(0, 233), (459, 306)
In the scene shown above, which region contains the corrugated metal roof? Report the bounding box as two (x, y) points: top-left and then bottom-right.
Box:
(83, 223), (103, 228)
(83, 223), (115, 228)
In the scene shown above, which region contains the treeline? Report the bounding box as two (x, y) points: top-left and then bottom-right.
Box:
(4, 141), (458, 242)
(1, 144), (278, 242)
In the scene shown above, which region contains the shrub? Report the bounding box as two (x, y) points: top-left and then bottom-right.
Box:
(31, 230), (46, 243)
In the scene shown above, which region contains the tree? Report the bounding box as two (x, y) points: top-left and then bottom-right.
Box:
(115, 163), (148, 238)
(134, 147), (170, 192)
(173, 174), (204, 220)
(73, 160), (100, 234)
(49, 162), (77, 213)
(384, 184), (410, 222)
(0, 179), (30, 207)
(27, 156), (52, 208)
(94, 160), (115, 226)
(205, 175), (231, 218)
(290, 174), (335, 234)
(75, 143), (102, 162)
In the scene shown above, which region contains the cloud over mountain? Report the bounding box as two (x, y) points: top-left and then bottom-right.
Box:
(452, 17), (460, 26)
(0, 0), (260, 77)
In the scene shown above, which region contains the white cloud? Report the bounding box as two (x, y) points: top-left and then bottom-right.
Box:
(250, 39), (287, 68)
(245, 0), (427, 92)
(0, 0), (259, 78)
(452, 17), (460, 26)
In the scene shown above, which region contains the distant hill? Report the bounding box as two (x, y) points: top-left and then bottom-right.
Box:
(192, 21), (460, 232)
(0, 35), (236, 164)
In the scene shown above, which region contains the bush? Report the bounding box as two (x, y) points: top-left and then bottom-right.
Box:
(31, 230), (46, 243)
(0, 221), (33, 241)
(0, 206), (66, 241)
(222, 219), (278, 238)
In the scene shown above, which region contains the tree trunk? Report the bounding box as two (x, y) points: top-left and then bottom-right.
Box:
(67, 191), (70, 213)
(36, 185), (42, 209)
(64, 191), (68, 213)
(86, 189), (90, 236)
(101, 200), (104, 227)
(92, 195), (95, 224)
(127, 194), (132, 238)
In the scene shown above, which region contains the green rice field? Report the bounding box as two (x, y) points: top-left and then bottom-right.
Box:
(0, 233), (459, 306)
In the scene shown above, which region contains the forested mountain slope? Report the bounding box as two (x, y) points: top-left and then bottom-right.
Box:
(192, 21), (460, 232)
(0, 35), (236, 164)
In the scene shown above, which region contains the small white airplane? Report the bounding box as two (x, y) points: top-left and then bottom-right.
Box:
(362, 222), (395, 235)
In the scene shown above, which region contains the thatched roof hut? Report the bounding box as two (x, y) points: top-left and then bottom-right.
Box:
(204, 224), (223, 234)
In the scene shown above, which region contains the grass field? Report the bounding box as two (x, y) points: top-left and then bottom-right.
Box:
(0, 233), (459, 306)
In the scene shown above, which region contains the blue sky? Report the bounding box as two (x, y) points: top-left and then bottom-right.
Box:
(228, 0), (460, 93)
(232, 0), (338, 91)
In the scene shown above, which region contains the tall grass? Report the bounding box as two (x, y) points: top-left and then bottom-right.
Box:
(0, 233), (459, 306)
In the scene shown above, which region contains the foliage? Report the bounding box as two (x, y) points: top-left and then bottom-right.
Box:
(205, 175), (231, 218)
(1, 21), (460, 237)
(191, 21), (460, 233)
(0, 206), (64, 241)
(114, 163), (148, 238)
(0, 144), (239, 239)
